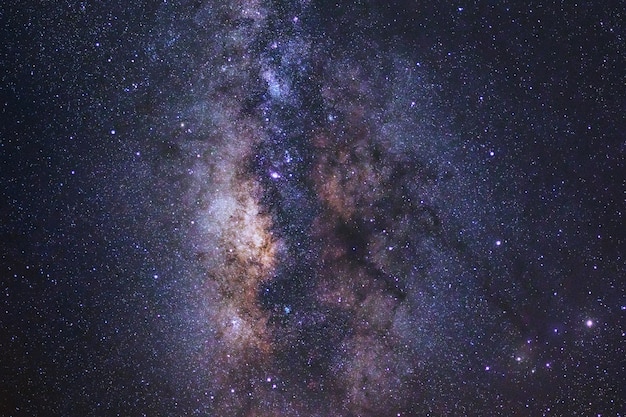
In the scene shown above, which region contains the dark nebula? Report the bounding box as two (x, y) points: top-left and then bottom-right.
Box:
(1, 1), (624, 416)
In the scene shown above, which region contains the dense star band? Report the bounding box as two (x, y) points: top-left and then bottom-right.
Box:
(187, 2), (519, 415)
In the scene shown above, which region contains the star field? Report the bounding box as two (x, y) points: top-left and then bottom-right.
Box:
(1, 1), (624, 416)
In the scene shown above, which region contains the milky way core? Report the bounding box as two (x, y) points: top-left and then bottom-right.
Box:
(178, 2), (527, 415)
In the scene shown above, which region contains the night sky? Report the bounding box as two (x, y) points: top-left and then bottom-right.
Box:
(1, 1), (625, 416)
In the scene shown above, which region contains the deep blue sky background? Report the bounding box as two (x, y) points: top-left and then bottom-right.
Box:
(1, 1), (624, 415)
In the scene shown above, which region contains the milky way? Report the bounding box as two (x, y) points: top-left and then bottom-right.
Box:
(2, 0), (624, 416)
(176, 1), (549, 414)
